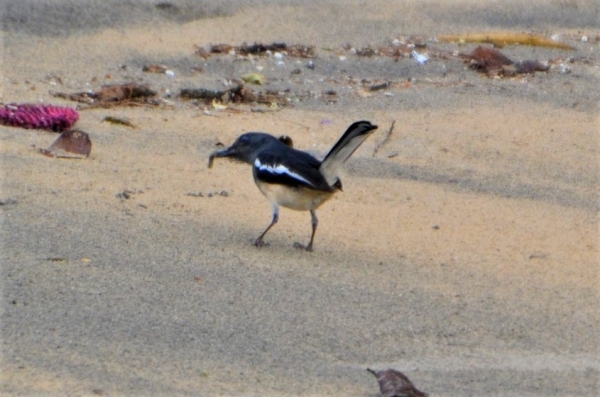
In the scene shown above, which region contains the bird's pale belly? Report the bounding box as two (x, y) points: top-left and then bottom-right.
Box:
(256, 181), (335, 211)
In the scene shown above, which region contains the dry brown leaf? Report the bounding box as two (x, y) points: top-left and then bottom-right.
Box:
(40, 129), (92, 159)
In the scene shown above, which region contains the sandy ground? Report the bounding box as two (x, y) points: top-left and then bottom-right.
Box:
(1, 1), (599, 396)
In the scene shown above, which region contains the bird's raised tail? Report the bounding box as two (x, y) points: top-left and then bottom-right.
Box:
(319, 120), (378, 186)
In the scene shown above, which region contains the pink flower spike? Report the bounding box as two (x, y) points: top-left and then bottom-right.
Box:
(0, 103), (79, 132)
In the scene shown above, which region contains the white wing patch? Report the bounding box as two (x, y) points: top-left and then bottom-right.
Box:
(254, 158), (314, 187)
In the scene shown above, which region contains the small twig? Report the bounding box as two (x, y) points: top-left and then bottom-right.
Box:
(102, 116), (137, 128)
(368, 81), (391, 91)
(372, 120), (395, 157)
(78, 100), (164, 110)
(250, 106), (284, 113)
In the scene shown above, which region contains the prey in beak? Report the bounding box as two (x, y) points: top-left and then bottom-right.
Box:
(207, 147), (234, 168)
(207, 120), (378, 251)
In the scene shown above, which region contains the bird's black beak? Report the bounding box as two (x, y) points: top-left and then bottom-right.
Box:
(207, 147), (236, 168)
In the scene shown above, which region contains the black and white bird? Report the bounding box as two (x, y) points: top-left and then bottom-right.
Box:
(208, 120), (378, 251)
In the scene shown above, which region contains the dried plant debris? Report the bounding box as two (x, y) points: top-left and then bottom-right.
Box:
(367, 368), (428, 397)
(367, 81), (392, 91)
(463, 46), (549, 76)
(116, 190), (132, 199)
(200, 42), (315, 58)
(354, 46), (378, 57)
(98, 84), (157, 102)
(102, 116), (137, 128)
(372, 120), (395, 157)
(142, 64), (168, 73)
(344, 37), (428, 58)
(186, 190), (229, 198)
(115, 189), (144, 199)
(51, 83), (158, 108)
(507, 60), (550, 75)
(464, 46), (513, 70)
(180, 85), (250, 102)
(40, 129), (92, 159)
(0, 103), (79, 132)
(438, 32), (575, 50)
(241, 73), (265, 85)
(180, 84), (289, 107)
(348, 45), (403, 58)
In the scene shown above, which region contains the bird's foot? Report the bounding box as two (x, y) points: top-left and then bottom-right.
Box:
(253, 238), (269, 248)
(293, 242), (313, 252)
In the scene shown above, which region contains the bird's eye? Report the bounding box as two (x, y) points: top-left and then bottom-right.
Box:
(238, 135), (250, 144)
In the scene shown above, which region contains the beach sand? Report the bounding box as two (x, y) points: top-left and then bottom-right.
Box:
(1, 1), (598, 395)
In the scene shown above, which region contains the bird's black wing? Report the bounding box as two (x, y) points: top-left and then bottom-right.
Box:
(253, 147), (333, 191)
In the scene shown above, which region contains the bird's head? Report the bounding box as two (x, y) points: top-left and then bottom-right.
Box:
(208, 132), (278, 167)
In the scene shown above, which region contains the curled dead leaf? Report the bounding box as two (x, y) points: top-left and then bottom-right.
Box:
(367, 368), (428, 397)
(465, 46), (514, 71)
(40, 129), (92, 159)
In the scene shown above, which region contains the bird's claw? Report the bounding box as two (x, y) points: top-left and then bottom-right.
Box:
(253, 239), (269, 248)
(293, 242), (313, 252)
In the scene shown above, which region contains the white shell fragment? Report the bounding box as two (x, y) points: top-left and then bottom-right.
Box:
(557, 63), (571, 74)
(412, 50), (429, 65)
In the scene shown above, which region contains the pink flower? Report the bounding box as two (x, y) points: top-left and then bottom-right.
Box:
(0, 103), (79, 132)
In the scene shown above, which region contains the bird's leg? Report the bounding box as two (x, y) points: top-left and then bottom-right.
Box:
(254, 205), (278, 247)
(294, 210), (318, 252)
